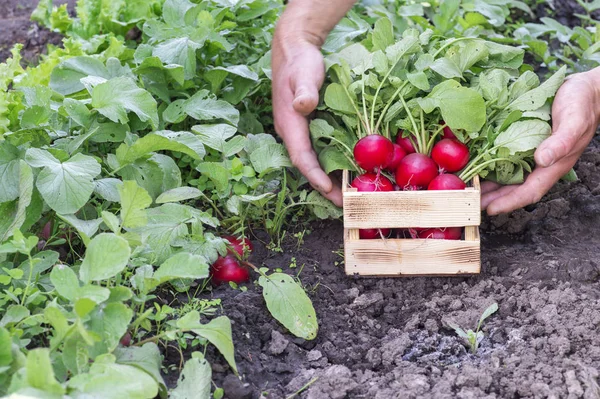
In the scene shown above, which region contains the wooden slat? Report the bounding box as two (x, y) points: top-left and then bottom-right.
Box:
(344, 237), (480, 276)
(465, 226), (479, 241)
(343, 190), (480, 229)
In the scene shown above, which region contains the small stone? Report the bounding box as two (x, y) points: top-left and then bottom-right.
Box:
(449, 299), (463, 310)
(352, 292), (384, 309)
(268, 330), (289, 355)
(307, 350), (322, 362)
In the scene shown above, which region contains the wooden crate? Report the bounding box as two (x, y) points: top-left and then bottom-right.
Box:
(342, 170), (481, 277)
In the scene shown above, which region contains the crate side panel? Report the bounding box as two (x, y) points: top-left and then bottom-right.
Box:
(343, 191), (481, 229)
(344, 239), (480, 276)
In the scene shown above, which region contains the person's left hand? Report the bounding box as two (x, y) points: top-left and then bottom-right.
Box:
(481, 68), (600, 215)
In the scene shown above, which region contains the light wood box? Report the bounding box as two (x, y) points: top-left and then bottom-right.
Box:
(342, 170), (481, 277)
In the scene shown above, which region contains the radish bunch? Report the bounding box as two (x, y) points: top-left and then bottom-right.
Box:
(351, 125), (470, 240)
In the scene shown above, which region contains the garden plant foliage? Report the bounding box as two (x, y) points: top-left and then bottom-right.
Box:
(0, 0), (599, 397)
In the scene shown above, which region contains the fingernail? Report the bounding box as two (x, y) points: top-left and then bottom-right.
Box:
(540, 148), (556, 167)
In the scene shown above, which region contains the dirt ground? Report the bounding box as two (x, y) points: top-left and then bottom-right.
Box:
(3, 1), (600, 398)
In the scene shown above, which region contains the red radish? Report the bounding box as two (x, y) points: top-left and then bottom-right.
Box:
(222, 235), (253, 258)
(353, 135), (394, 172)
(442, 123), (456, 139)
(396, 134), (416, 154)
(40, 221), (52, 241)
(211, 255), (250, 284)
(431, 139), (470, 173)
(395, 153), (438, 189)
(428, 174), (467, 190)
(385, 144), (407, 172)
(416, 227), (462, 240)
(351, 173), (394, 192)
(359, 228), (391, 239)
(120, 332), (132, 347)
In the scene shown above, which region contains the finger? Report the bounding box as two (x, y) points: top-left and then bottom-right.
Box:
(480, 181), (502, 195)
(481, 184), (518, 210)
(486, 158), (573, 215)
(535, 79), (591, 167)
(273, 80), (334, 198)
(290, 59), (324, 116)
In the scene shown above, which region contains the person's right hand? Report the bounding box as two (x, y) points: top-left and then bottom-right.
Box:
(271, 32), (343, 206)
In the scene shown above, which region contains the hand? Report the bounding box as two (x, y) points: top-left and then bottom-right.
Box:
(272, 35), (343, 206)
(481, 68), (600, 215)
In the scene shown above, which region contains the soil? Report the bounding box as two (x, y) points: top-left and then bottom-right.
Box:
(4, 1), (600, 399)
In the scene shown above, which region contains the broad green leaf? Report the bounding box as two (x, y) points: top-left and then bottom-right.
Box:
(58, 214), (103, 240)
(92, 77), (159, 129)
(119, 181), (152, 229)
(371, 17), (394, 52)
(258, 273), (318, 340)
(318, 146), (354, 174)
(0, 305), (29, 327)
(50, 264), (80, 302)
(307, 191), (343, 219)
(88, 303), (133, 355)
(191, 124), (237, 153)
(479, 69), (511, 101)
(25, 149), (101, 215)
(118, 154), (182, 200)
(153, 252), (209, 283)
(417, 80), (486, 132)
(190, 316), (238, 374)
(508, 66), (566, 112)
(322, 11), (370, 53)
(196, 162), (230, 192)
(79, 233), (131, 283)
(494, 120), (552, 155)
(170, 354), (211, 399)
(0, 142), (21, 203)
(385, 33), (420, 64)
(63, 98), (92, 127)
(25, 348), (65, 394)
(213, 65), (259, 81)
(324, 83), (356, 115)
(0, 161), (33, 242)
(116, 130), (206, 166)
(163, 90), (239, 126)
(114, 343), (167, 398)
(430, 58), (462, 79)
(68, 355), (158, 399)
(0, 327), (12, 367)
(156, 187), (202, 204)
(249, 143), (291, 175)
(94, 178), (122, 202)
(50, 56), (109, 95)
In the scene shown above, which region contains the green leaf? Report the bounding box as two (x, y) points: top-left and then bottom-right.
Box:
(0, 327), (12, 367)
(88, 303), (134, 354)
(50, 264), (80, 302)
(324, 83), (356, 115)
(196, 162), (230, 192)
(494, 120), (552, 155)
(25, 348), (65, 394)
(478, 302), (499, 326)
(68, 354), (158, 399)
(119, 181), (152, 229)
(92, 77), (159, 129)
(318, 146), (353, 174)
(25, 149), (101, 215)
(249, 143), (291, 175)
(190, 316), (238, 375)
(79, 233), (131, 283)
(153, 252), (209, 283)
(258, 273), (318, 340)
(116, 131), (206, 166)
(58, 214), (103, 240)
(307, 191), (343, 219)
(191, 124), (237, 153)
(371, 17), (394, 52)
(156, 187), (202, 204)
(50, 56), (109, 95)
(0, 142), (22, 203)
(114, 343), (167, 398)
(508, 66), (566, 112)
(417, 80), (486, 132)
(170, 354), (212, 399)
(0, 160), (34, 242)
(0, 305), (29, 327)
(163, 90), (239, 126)
(322, 11), (370, 53)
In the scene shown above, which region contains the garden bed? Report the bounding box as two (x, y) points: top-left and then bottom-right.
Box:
(2, 0), (600, 398)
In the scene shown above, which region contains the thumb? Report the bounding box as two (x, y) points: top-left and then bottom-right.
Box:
(292, 73), (320, 116)
(534, 123), (582, 168)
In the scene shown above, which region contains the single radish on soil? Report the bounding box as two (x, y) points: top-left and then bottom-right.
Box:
(359, 228), (391, 239)
(351, 173), (394, 192)
(431, 139), (470, 173)
(416, 227), (462, 240)
(211, 255), (250, 284)
(395, 153), (438, 189)
(396, 133), (416, 154)
(353, 135), (394, 172)
(385, 144), (407, 172)
(222, 235), (253, 258)
(428, 174), (467, 190)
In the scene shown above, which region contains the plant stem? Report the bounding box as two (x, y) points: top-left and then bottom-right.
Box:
(373, 81), (410, 135)
(400, 95), (423, 153)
